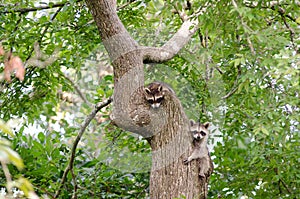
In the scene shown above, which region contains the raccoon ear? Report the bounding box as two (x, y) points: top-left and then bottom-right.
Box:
(190, 120), (196, 126)
(145, 87), (151, 94)
(203, 122), (210, 129)
(158, 85), (163, 92)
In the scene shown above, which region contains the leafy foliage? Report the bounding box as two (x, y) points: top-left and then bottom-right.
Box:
(0, 120), (39, 198)
(0, 0), (299, 198)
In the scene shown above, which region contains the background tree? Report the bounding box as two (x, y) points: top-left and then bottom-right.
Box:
(0, 0), (299, 198)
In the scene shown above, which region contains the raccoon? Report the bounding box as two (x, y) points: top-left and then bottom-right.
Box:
(144, 82), (175, 109)
(183, 120), (212, 178)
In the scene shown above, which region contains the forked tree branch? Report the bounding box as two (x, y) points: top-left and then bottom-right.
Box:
(26, 42), (60, 68)
(54, 97), (112, 198)
(85, 1), (212, 197)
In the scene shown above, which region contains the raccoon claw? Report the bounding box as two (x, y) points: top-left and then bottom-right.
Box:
(199, 173), (205, 178)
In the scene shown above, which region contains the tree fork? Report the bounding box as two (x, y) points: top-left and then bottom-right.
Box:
(85, 0), (212, 198)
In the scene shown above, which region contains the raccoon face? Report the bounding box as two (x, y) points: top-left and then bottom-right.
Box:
(190, 120), (210, 141)
(144, 82), (169, 109)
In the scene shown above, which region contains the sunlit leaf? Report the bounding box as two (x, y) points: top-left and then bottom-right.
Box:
(0, 145), (24, 170)
(261, 126), (269, 136)
(0, 120), (14, 137)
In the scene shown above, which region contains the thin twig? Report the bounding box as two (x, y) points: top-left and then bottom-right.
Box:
(244, 2), (299, 24)
(0, 0), (64, 86)
(38, 186), (55, 199)
(269, 3), (298, 24)
(1, 161), (12, 195)
(222, 65), (241, 99)
(25, 6), (63, 62)
(280, 12), (297, 52)
(215, 66), (223, 75)
(117, 0), (137, 11)
(244, 0), (299, 54)
(22, 5), (63, 84)
(279, 178), (293, 195)
(9, 17), (22, 48)
(222, 86), (238, 100)
(232, 0), (256, 55)
(71, 169), (78, 199)
(63, 74), (89, 104)
(54, 97), (112, 198)
(0, 0), (83, 14)
(1, 3), (65, 14)
(172, 2), (188, 22)
(274, 167), (293, 195)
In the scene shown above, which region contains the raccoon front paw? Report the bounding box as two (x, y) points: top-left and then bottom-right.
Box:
(199, 173), (205, 178)
(183, 159), (189, 165)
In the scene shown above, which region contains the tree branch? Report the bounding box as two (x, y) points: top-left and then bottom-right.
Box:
(244, 1), (299, 52)
(1, 161), (13, 195)
(279, 178), (293, 195)
(117, 0), (138, 10)
(279, 12), (297, 52)
(232, 0), (256, 55)
(172, 2), (189, 22)
(72, 0), (139, 32)
(275, 167), (293, 195)
(0, 0), (83, 14)
(244, 1), (299, 24)
(142, 19), (199, 63)
(54, 97), (112, 198)
(222, 65), (241, 99)
(25, 6), (62, 63)
(71, 169), (78, 199)
(26, 42), (60, 68)
(62, 74), (89, 104)
(141, 2), (212, 63)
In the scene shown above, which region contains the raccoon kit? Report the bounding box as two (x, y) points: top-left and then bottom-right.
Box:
(184, 120), (212, 178)
(144, 82), (175, 109)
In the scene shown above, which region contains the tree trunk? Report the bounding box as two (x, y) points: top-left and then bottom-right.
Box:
(85, 0), (211, 198)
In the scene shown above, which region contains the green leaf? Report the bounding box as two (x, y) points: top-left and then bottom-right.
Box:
(15, 177), (38, 198)
(261, 126), (269, 136)
(237, 138), (247, 149)
(0, 145), (24, 170)
(38, 132), (45, 143)
(0, 120), (14, 137)
(296, 17), (300, 24)
(0, 138), (11, 147)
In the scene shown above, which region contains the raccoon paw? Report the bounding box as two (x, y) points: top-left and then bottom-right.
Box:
(199, 173), (205, 178)
(183, 159), (189, 165)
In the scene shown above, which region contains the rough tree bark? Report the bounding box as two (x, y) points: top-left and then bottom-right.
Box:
(85, 1), (212, 198)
